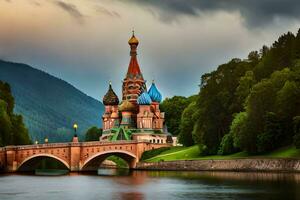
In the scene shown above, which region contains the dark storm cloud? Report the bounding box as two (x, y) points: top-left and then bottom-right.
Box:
(122, 0), (300, 27)
(54, 1), (84, 23)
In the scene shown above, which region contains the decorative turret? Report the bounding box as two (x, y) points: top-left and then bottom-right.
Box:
(148, 81), (162, 103)
(122, 31), (146, 103)
(119, 100), (136, 112)
(128, 31), (139, 46)
(137, 92), (152, 105)
(103, 82), (119, 106)
(127, 31), (142, 78)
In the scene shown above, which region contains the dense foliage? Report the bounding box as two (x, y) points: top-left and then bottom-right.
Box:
(0, 60), (104, 142)
(178, 101), (197, 146)
(163, 30), (300, 155)
(0, 81), (31, 146)
(193, 30), (300, 154)
(85, 127), (102, 141)
(160, 95), (196, 136)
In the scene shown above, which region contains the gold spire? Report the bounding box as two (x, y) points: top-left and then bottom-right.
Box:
(128, 30), (139, 45)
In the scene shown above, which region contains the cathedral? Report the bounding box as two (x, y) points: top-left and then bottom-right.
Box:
(100, 32), (170, 144)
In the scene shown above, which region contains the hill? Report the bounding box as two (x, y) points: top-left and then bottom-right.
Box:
(0, 60), (104, 142)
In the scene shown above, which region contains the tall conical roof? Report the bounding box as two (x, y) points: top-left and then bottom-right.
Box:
(126, 32), (143, 79)
(148, 81), (162, 103)
(103, 82), (119, 105)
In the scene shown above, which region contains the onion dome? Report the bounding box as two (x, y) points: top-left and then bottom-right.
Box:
(137, 92), (152, 105)
(128, 31), (139, 46)
(111, 112), (119, 118)
(119, 100), (135, 112)
(148, 81), (162, 103)
(103, 82), (119, 105)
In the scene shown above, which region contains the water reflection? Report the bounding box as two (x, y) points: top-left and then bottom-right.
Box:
(145, 170), (300, 183)
(116, 192), (144, 200)
(97, 168), (130, 176)
(1, 170), (300, 200)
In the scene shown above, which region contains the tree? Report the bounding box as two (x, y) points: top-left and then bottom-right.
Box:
(248, 51), (260, 64)
(0, 81), (31, 146)
(0, 100), (12, 146)
(235, 71), (256, 108)
(178, 102), (197, 146)
(11, 115), (31, 145)
(218, 134), (237, 155)
(85, 127), (102, 141)
(293, 116), (300, 149)
(229, 112), (248, 150)
(257, 112), (284, 153)
(160, 95), (196, 136)
(193, 58), (253, 155)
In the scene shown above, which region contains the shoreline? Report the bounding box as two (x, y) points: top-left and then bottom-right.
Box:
(136, 158), (300, 173)
(2, 158), (300, 173)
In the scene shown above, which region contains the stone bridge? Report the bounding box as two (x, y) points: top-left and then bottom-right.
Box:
(0, 140), (170, 172)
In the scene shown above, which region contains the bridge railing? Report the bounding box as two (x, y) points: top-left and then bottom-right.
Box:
(1, 140), (153, 150)
(80, 140), (148, 146)
(4, 143), (71, 150)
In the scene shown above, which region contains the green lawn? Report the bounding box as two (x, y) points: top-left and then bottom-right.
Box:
(264, 146), (300, 158)
(145, 146), (200, 162)
(144, 145), (300, 162)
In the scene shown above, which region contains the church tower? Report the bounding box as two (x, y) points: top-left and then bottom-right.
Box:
(100, 32), (169, 144)
(122, 32), (146, 104)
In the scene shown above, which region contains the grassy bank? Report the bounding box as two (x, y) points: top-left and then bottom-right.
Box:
(144, 145), (300, 162)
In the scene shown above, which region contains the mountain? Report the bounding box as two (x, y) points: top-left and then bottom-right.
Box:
(0, 60), (104, 142)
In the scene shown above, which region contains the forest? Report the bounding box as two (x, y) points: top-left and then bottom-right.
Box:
(0, 60), (103, 143)
(0, 81), (31, 146)
(162, 29), (300, 155)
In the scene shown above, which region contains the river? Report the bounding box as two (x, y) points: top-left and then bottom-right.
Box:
(0, 170), (300, 200)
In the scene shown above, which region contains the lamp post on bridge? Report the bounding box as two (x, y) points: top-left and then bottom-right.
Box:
(72, 123), (79, 143)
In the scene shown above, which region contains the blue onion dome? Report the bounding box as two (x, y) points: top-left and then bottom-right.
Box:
(103, 82), (119, 105)
(119, 100), (136, 112)
(137, 92), (152, 105)
(148, 81), (162, 103)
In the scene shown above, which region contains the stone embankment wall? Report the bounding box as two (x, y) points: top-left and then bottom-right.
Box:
(136, 159), (300, 172)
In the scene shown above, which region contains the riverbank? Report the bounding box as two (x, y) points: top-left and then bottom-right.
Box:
(143, 145), (300, 162)
(136, 159), (300, 172)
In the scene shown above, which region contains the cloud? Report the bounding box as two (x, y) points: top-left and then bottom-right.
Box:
(95, 6), (121, 18)
(54, 1), (84, 23)
(120, 0), (300, 28)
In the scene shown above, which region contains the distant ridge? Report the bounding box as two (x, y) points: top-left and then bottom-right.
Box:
(0, 60), (104, 142)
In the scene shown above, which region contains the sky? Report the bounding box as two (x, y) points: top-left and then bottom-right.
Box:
(1, 0), (300, 100)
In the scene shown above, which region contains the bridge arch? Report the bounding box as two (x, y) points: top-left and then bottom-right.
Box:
(17, 154), (70, 171)
(81, 150), (137, 171)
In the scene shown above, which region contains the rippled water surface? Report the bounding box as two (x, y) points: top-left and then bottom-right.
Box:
(1, 170), (300, 200)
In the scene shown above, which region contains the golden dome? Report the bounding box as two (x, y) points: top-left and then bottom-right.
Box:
(128, 34), (139, 45)
(119, 100), (136, 112)
(111, 112), (119, 118)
